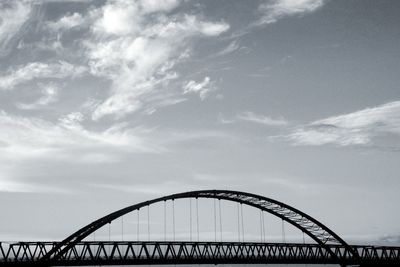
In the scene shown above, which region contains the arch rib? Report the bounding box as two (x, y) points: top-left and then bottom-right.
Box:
(41, 189), (359, 264)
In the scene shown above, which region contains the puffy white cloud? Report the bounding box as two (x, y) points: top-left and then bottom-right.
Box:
(0, 61), (87, 90)
(1, 0), (229, 119)
(140, 0), (180, 14)
(287, 101), (400, 146)
(0, 0), (32, 55)
(92, 0), (182, 36)
(16, 83), (60, 110)
(198, 21), (230, 36)
(47, 12), (85, 30)
(93, 1), (141, 36)
(183, 77), (217, 100)
(86, 1), (230, 119)
(257, 0), (325, 25)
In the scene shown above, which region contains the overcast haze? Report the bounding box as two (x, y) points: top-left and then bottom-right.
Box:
(0, 0), (400, 245)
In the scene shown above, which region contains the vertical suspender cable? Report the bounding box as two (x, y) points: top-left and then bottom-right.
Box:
(137, 209), (140, 242)
(237, 203), (240, 242)
(214, 199), (217, 242)
(121, 216), (124, 241)
(303, 231), (305, 244)
(164, 201), (167, 241)
(109, 222), (111, 242)
(259, 210), (263, 242)
(240, 204), (244, 242)
(218, 200), (222, 242)
(262, 211), (266, 242)
(108, 222), (111, 254)
(147, 205), (150, 241)
(172, 200), (176, 241)
(196, 198), (199, 241)
(189, 198), (192, 242)
(281, 219), (286, 243)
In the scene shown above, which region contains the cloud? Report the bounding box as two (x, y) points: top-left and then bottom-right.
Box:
(220, 111), (288, 126)
(0, 61), (87, 90)
(47, 12), (85, 31)
(237, 111), (288, 126)
(287, 101), (400, 146)
(86, 0), (229, 119)
(198, 21), (230, 36)
(0, 1), (32, 55)
(256, 0), (325, 25)
(140, 0), (180, 14)
(16, 83), (60, 110)
(379, 233), (400, 244)
(215, 41), (240, 56)
(183, 76), (216, 100)
(0, 111), (161, 162)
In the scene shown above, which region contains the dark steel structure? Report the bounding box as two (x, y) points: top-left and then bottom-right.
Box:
(1, 241), (399, 266)
(0, 190), (399, 266)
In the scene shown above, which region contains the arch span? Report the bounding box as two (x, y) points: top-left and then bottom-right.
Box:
(41, 190), (358, 263)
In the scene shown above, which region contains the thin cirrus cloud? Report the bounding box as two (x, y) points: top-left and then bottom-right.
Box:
(84, 0), (229, 120)
(0, 61), (87, 90)
(221, 111), (288, 126)
(0, 110), (161, 162)
(16, 83), (60, 110)
(287, 101), (400, 147)
(237, 111), (288, 126)
(256, 0), (325, 25)
(213, 40), (246, 57)
(0, 1), (32, 55)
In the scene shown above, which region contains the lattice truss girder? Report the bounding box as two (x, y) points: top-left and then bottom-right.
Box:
(1, 242), (400, 265)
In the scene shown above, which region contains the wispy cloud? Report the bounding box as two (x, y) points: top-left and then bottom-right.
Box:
(247, 66), (272, 78)
(220, 111), (288, 126)
(16, 83), (60, 110)
(256, 0), (325, 25)
(287, 101), (400, 147)
(0, 61), (87, 90)
(379, 233), (400, 244)
(215, 41), (240, 56)
(238, 111), (288, 126)
(182, 76), (217, 100)
(0, 111), (161, 162)
(0, 1), (32, 56)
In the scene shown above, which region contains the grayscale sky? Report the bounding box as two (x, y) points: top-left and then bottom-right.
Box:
(0, 0), (400, 245)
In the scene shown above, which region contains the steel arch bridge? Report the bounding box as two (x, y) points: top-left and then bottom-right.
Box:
(1, 190), (399, 267)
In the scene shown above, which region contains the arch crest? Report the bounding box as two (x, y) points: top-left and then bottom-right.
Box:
(41, 190), (358, 262)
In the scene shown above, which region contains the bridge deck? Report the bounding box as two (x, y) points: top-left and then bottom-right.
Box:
(1, 241), (399, 266)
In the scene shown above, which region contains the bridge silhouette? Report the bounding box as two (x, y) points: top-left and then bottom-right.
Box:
(0, 190), (399, 266)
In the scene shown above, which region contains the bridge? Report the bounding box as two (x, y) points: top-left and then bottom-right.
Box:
(0, 190), (399, 266)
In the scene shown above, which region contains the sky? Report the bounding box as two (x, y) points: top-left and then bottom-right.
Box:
(0, 0), (400, 246)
